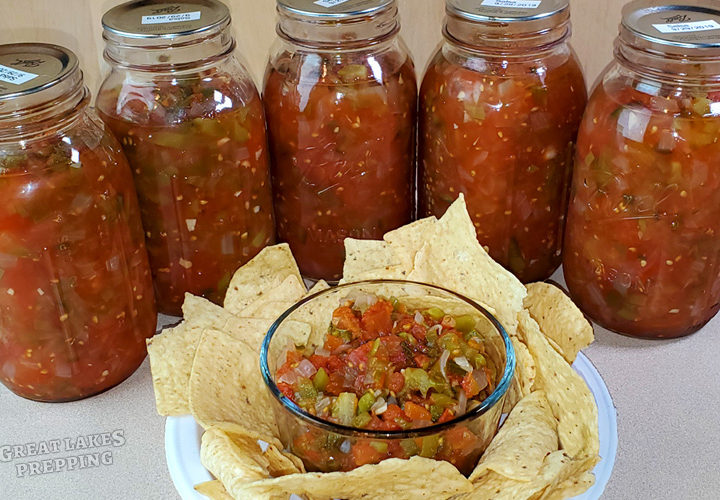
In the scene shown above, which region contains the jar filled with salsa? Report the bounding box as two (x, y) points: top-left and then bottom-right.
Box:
(98, 0), (275, 315)
(419, 0), (587, 283)
(0, 44), (157, 401)
(564, 1), (720, 338)
(264, 0), (417, 281)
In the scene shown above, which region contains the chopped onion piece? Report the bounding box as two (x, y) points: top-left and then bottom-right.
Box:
(277, 370), (299, 385)
(439, 350), (450, 380)
(414, 311), (424, 324)
(295, 359), (317, 378)
(314, 347), (330, 357)
(456, 389), (467, 415)
(343, 290), (378, 311)
(473, 369), (488, 392)
(340, 440), (352, 454)
(427, 324), (442, 337)
(387, 395), (398, 406)
(315, 397), (331, 414)
(371, 397), (387, 414)
(454, 356), (473, 373)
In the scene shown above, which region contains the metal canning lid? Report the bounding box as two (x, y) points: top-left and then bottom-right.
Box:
(278, 0), (394, 19)
(447, 0), (568, 23)
(0, 43), (78, 99)
(102, 0), (230, 39)
(622, 0), (720, 50)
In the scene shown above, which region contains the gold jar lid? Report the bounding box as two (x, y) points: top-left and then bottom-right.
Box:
(102, 0), (230, 39)
(446, 0), (568, 23)
(0, 43), (77, 99)
(277, 0), (394, 19)
(622, 0), (720, 52)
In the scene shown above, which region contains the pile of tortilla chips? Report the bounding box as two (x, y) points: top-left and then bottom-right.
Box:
(147, 195), (600, 500)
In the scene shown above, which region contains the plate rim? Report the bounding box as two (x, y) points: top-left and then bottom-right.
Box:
(165, 351), (618, 500)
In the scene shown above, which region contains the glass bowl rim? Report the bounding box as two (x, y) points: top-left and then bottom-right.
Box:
(260, 279), (517, 439)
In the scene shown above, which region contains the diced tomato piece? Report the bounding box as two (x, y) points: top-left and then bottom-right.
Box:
(381, 404), (408, 430)
(351, 442), (383, 467)
(403, 401), (432, 422)
(461, 371), (481, 398)
(277, 382), (295, 399)
(383, 335), (410, 367)
(438, 408), (455, 423)
(324, 334), (345, 352)
(360, 300), (394, 339)
(285, 349), (303, 365)
(332, 306), (362, 336)
(413, 353), (431, 369)
(387, 371), (405, 393)
(324, 372), (345, 396)
(410, 323), (426, 342)
(326, 355), (344, 372)
(347, 342), (373, 369)
(309, 354), (329, 370)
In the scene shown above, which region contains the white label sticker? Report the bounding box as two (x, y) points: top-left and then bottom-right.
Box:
(141, 11), (201, 25)
(653, 19), (720, 34)
(480, 0), (542, 9)
(314, 0), (351, 7)
(0, 64), (38, 85)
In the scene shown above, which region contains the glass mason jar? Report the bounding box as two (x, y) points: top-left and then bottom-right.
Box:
(264, 0), (417, 282)
(419, 0), (587, 283)
(564, 1), (720, 339)
(98, 0), (276, 315)
(0, 44), (157, 402)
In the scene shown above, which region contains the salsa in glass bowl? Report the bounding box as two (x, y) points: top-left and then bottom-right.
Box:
(261, 280), (515, 475)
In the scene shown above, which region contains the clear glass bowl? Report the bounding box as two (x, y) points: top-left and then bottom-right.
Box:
(261, 280), (515, 475)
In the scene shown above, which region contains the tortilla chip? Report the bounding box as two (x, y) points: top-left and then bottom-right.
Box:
(200, 428), (273, 489)
(233, 457), (473, 500)
(525, 282), (594, 363)
(238, 275), (307, 319)
(194, 480), (233, 500)
(407, 195), (526, 335)
(537, 453), (598, 500)
(512, 336), (536, 398)
(224, 244), (302, 314)
(518, 310), (599, 458)
(188, 328), (280, 443)
(470, 391), (558, 482)
(305, 279), (331, 296)
(208, 421), (305, 476)
(383, 216), (438, 271)
(146, 322), (198, 416)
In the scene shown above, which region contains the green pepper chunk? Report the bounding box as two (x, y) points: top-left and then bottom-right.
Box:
(296, 377), (318, 401)
(332, 392), (358, 426)
(312, 368), (329, 391)
(403, 368), (444, 398)
(430, 393), (456, 408)
(353, 412), (372, 428)
(400, 439), (420, 457)
(420, 434), (440, 458)
(454, 315), (476, 333)
(358, 391), (376, 414)
(426, 307), (445, 320)
(370, 441), (389, 453)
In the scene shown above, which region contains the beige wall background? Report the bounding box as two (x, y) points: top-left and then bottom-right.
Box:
(0, 0), (626, 94)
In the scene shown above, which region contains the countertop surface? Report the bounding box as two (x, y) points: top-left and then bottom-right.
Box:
(2, 271), (719, 500)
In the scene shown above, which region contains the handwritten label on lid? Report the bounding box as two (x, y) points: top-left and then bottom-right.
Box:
(314, 0), (352, 7)
(0, 64), (39, 86)
(653, 19), (720, 34)
(141, 10), (201, 25)
(480, 0), (542, 9)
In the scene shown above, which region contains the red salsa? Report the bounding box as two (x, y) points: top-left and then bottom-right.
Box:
(0, 117), (157, 401)
(98, 71), (275, 315)
(419, 49), (587, 282)
(264, 54), (417, 281)
(564, 76), (720, 338)
(276, 296), (498, 474)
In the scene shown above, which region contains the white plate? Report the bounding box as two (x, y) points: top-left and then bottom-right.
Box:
(165, 352), (618, 500)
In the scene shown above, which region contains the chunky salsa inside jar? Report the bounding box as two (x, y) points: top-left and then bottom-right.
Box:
(264, 53), (417, 281)
(0, 119), (157, 401)
(276, 295), (498, 473)
(98, 70), (275, 315)
(564, 75), (720, 338)
(419, 48), (587, 283)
